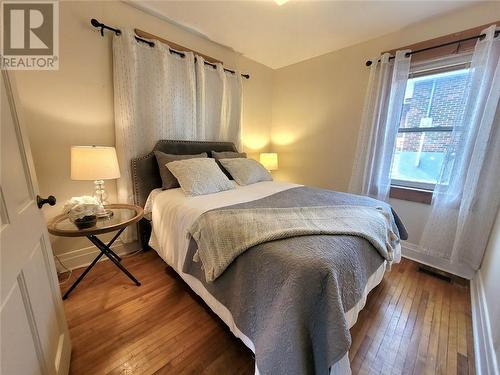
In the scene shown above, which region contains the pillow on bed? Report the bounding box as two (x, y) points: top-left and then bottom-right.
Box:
(211, 151), (247, 179)
(219, 158), (273, 186)
(166, 158), (234, 196)
(211, 151), (247, 159)
(154, 151), (208, 189)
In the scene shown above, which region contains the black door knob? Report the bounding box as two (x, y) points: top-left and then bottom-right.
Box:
(37, 195), (56, 209)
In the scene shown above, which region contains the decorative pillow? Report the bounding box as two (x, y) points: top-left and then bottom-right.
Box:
(154, 151), (208, 189)
(166, 158), (234, 196)
(211, 151), (247, 179)
(211, 151), (247, 159)
(219, 158), (273, 186)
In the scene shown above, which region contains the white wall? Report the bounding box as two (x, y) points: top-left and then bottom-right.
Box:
(13, 1), (273, 262)
(477, 209), (500, 372)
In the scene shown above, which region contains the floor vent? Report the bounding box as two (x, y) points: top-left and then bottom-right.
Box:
(418, 265), (452, 283)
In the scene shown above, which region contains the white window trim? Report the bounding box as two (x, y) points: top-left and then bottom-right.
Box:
(391, 179), (435, 191)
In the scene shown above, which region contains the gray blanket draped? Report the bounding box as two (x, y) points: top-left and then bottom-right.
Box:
(182, 186), (407, 375)
(190, 205), (398, 282)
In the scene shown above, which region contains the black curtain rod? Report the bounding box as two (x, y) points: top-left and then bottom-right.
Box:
(365, 29), (500, 67)
(90, 18), (250, 79)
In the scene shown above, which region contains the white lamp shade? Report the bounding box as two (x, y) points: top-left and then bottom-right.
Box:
(260, 153), (278, 171)
(71, 146), (121, 180)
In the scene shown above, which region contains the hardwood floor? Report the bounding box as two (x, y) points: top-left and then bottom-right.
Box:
(60, 251), (474, 375)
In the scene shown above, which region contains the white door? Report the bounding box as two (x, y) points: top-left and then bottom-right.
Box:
(1, 70), (71, 374)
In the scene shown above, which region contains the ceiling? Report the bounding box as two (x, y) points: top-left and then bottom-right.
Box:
(134, 1), (479, 69)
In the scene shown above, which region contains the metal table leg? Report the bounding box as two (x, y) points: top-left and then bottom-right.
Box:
(87, 235), (141, 286)
(62, 251), (104, 300)
(62, 228), (140, 300)
(105, 229), (123, 262)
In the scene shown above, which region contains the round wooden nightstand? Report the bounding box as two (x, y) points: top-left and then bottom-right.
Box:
(48, 204), (144, 299)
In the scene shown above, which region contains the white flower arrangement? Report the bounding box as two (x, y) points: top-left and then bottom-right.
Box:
(63, 196), (103, 221)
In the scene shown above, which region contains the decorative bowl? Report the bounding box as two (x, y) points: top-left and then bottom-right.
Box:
(72, 215), (97, 230)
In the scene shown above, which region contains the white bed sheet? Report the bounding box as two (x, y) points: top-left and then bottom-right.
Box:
(148, 181), (401, 375)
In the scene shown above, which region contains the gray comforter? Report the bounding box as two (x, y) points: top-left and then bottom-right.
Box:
(182, 186), (407, 375)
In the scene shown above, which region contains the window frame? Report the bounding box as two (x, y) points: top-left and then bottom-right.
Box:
(389, 53), (472, 202)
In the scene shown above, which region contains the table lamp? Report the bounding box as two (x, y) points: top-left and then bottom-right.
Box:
(71, 146), (120, 218)
(259, 153), (278, 171)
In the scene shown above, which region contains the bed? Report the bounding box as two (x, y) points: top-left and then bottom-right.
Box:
(131, 140), (407, 375)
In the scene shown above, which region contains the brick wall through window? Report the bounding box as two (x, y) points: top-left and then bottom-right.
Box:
(391, 68), (469, 186)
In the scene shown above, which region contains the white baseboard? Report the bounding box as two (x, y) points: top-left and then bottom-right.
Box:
(470, 271), (499, 375)
(53, 240), (141, 271)
(401, 241), (474, 279)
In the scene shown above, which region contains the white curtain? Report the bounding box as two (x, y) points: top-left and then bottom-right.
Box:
(221, 69), (243, 149)
(113, 30), (243, 207)
(349, 50), (411, 201)
(113, 30), (197, 206)
(195, 56), (225, 141)
(195, 56), (242, 147)
(420, 25), (500, 272)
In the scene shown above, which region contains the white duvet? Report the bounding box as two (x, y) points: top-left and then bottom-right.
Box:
(148, 181), (301, 271)
(147, 181), (400, 375)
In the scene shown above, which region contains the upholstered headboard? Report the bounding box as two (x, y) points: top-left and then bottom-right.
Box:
(131, 139), (237, 208)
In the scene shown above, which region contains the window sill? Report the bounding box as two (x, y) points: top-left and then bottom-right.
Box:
(389, 185), (432, 205)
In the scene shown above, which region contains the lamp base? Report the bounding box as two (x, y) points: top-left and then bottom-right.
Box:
(93, 179), (111, 218)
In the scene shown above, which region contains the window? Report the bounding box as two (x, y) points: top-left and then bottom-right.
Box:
(390, 55), (471, 191)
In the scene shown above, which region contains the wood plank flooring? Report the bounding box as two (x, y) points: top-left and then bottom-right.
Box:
(60, 251), (474, 375)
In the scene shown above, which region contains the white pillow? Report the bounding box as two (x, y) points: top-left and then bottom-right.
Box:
(166, 158), (234, 196)
(219, 158), (273, 186)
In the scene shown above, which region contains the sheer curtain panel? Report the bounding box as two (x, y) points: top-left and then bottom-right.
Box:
(113, 31), (243, 241)
(195, 57), (242, 148)
(113, 31), (244, 202)
(195, 57), (224, 141)
(420, 25), (500, 274)
(113, 30), (197, 208)
(349, 51), (411, 201)
(221, 69), (243, 149)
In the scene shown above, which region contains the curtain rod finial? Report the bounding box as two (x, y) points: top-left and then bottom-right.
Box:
(366, 60), (373, 67)
(91, 18), (104, 36)
(90, 18), (121, 36)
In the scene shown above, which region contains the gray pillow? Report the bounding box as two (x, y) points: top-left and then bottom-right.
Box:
(154, 151), (207, 189)
(211, 151), (247, 179)
(219, 158), (273, 186)
(166, 158), (234, 196)
(211, 151), (247, 159)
